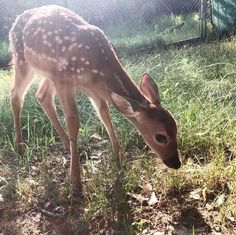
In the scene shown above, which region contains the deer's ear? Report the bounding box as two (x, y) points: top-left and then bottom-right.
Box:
(111, 93), (142, 118)
(140, 73), (161, 105)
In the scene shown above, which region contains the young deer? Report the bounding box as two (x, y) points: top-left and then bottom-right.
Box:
(9, 5), (181, 192)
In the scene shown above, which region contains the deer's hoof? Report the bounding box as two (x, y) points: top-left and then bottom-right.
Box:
(16, 142), (26, 156)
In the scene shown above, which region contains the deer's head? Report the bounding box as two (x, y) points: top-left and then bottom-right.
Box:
(111, 73), (181, 169)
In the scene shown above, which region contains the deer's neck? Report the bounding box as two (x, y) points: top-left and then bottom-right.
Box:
(89, 28), (147, 105)
(111, 64), (145, 104)
(105, 47), (146, 105)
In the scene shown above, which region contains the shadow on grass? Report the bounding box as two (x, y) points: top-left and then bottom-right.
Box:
(108, 163), (134, 234)
(0, 147), (90, 234)
(166, 188), (212, 234)
(38, 176), (89, 234)
(176, 207), (211, 233)
(2, 144), (232, 234)
(1, 146), (134, 234)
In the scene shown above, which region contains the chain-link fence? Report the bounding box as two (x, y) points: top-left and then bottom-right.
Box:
(0, 0), (209, 67)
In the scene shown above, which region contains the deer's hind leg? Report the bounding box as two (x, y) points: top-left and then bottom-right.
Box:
(36, 78), (70, 151)
(10, 62), (34, 154)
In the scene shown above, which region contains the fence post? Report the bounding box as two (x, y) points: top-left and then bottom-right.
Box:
(200, 0), (208, 40)
(63, 0), (68, 8)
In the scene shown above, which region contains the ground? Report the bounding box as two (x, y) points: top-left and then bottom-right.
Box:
(0, 139), (235, 234)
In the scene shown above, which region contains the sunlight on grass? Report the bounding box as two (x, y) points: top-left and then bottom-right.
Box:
(0, 37), (236, 233)
(0, 70), (12, 104)
(108, 13), (200, 53)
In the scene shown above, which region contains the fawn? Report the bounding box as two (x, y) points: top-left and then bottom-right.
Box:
(9, 5), (181, 192)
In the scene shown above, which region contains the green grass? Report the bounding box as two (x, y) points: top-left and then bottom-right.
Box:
(0, 41), (11, 68)
(0, 38), (236, 233)
(108, 13), (200, 53)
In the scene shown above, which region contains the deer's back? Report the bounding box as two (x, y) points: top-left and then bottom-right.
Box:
(10, 6), (111, 79)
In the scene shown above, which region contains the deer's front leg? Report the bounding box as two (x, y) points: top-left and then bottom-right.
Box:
(55, 83), (82, 193)
(89, 98), (121, 159)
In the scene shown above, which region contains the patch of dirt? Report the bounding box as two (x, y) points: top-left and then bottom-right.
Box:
(0, 142), (235, 234)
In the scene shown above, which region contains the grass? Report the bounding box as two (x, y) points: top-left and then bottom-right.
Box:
(107, 13), (200, 54)
(0, 36), (236, 234)
(0, 41), (10, 68)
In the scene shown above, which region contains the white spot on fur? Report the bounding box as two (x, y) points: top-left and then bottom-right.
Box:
(71, 56), (76, 61)
(85, 45), (90, 50)
(61, 46), (66, 52)
(80, 57), (85, 62)
(55, 36), (63, 44)
(78, 44), (83, 48)
(33, 31), (38, 36)
(57, 57), (68, 71)
(92, 69), (98, 74)
(76, 68), (80, 73)
(85, 61), (90, 65)
(99, 71), (105, 77)
(101, 48), (105, 54)
(71, 37), (76, 42)
(68, 43), (77, 51)
(43, 40), (52, 47)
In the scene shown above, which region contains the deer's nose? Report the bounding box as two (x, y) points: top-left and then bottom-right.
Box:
(163, 158), (181, 169)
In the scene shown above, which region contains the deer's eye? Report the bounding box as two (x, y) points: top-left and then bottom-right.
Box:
(155, 134), (168, 144)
